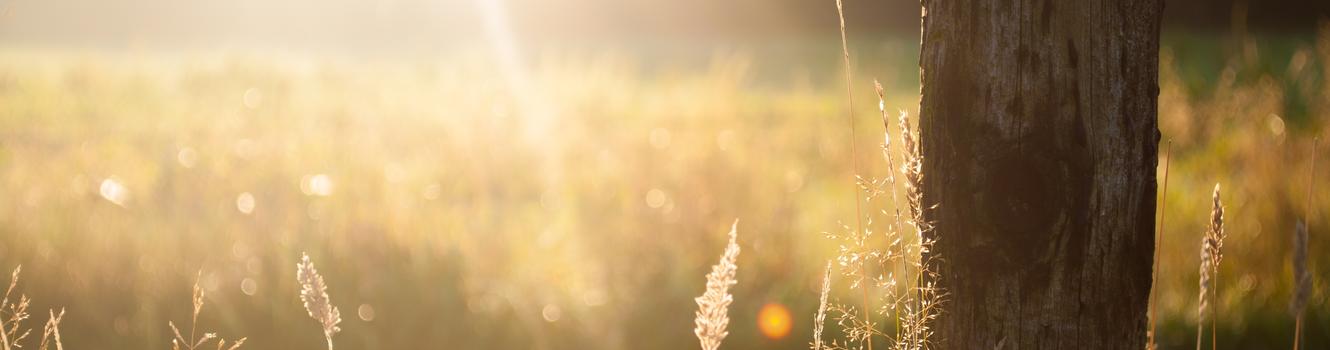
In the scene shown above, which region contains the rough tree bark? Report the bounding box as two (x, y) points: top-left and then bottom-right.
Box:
(917, 0), (1162, 348)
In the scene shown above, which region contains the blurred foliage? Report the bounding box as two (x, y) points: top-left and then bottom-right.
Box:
(0, 30), (1328, 349)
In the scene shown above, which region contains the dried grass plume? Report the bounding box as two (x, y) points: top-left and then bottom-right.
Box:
(811, 262), (832, 350)
(170, 272), (245, 350)
(695, 220), (741, 350)
(2, 266), (64, 350)
(298, 253), (342, 350)
(37, 309), (62, 350)
(1, 266), (31, 350)
(1196, 184), (1225, 350)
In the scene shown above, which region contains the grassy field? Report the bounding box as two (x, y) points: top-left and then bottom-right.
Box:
(0, 31), (1328, 349)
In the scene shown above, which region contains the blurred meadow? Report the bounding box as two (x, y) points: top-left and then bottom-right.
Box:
(1, 0), (1330, 349)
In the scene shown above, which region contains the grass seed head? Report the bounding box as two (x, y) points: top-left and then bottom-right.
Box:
(695, 220), (740, 350)
(297, 252), (342, 344)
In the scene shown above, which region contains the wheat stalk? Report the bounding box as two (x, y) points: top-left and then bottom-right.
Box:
(695, 220), (741, 350)
(1196, 184), (1224, 350)
(297, 253), (341, 350)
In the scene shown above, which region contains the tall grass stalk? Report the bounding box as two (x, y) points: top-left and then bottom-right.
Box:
(169, 272), (245, 350)
(1148, 140), (1173, 350)
(297, 253), (342, 350)
(811, 262), (833, 350)
(822, 3), (943, 346)
(38, 309), (62, 350)
(832, 0), (872, 348)
(1291, 221), (1310, 350)
(896, 109), (940, 350)
(694, 220), (741, 350)
(1293, 138), (1317, 350)
(820, 98), (940, 350)
(1, 267), (65, 350)
(874, 80), (907, 341)
(0, 267), (28, 350)
(1197, 184), (1225, 350)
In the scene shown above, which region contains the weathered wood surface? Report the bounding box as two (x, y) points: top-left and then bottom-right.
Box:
(918, 0), (1162, 348)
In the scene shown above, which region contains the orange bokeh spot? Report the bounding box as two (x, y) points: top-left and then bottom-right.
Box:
(758, 303), (793, 340)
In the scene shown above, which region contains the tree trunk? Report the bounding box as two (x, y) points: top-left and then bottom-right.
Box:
(917, 0), (1162, 348)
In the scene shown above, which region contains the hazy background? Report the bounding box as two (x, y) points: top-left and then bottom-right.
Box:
(3, 0), (1329, 50)
(1, 0), (1329, 349)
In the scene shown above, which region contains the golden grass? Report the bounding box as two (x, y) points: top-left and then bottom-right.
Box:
(1197, 184), (1225, 350)
(297, 253), (341, 350)
(693, 220), (741, 350)
(0, 23), (1326, 350)
(818, 100), (942, 350)
(812, 261), (832, 350)
(38, 309), (63, 350)
(833, 1), (874, 348)
(817, 3), (945, 345)
(169, 272), (245, 350)
(0, 267), (63, 350)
